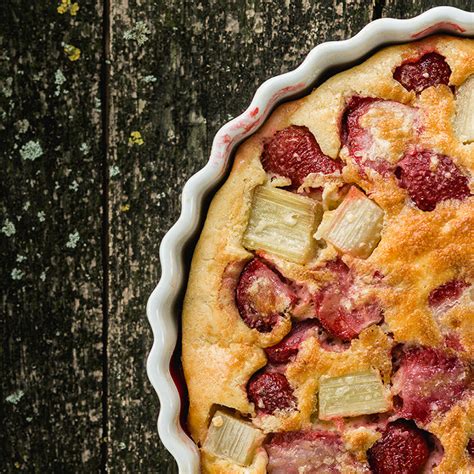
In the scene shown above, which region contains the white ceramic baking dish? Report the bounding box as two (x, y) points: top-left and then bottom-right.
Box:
(146, 7), (474, 473)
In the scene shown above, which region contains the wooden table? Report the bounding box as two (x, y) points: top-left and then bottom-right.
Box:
(1, 0), (471, 471)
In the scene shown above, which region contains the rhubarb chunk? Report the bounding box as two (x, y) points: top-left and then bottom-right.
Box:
(453, 75), (474, 143)
(318, 370), (390, 419)
(243, 186), (322, 264)
(318, 186), (384, 259)
(203, 410), (264, 466)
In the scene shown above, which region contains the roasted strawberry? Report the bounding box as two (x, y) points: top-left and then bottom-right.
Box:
(392, 346), (470, 423)
(467, 438), (474, 456)
(395, 149), (470, 211)
(341, 96), (389, 176)
(247, 371), (296, 415)
(341, 96), (417, 177)
(261, 125), (343, 188)
(393, 52), (451, 93)
(367, 420), (430, 474)
(313, 259), (383, 341)
(341, 96), (379, 144)
(443, 333), (464, 352)
(265, 430), (369, 473)
(236, 259), (296, 332)
(265, 319), (319, 364)
(429, 279), (469, 308)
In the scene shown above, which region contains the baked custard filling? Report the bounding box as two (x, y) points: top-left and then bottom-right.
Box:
(182, 36), (474, 473)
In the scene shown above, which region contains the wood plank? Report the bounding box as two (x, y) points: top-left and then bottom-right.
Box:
(3, 0), (471, 471)
(382, 0), (472, 18)
(107, 0), (375, 471)
(0, 1), (104, 471)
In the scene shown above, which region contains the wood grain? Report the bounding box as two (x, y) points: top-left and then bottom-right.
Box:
(382, 0), (472, 18)
(1, 0), (472, 472)
(0, 1), (104, 471)
(107, 1), (375, 472)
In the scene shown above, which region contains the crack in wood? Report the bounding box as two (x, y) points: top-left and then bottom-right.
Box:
(100, 0), (112, 472)
(372, 0), (387, 21)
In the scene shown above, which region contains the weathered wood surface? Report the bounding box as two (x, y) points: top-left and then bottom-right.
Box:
(1, 0), (472, 472)
(0, 1), (104, 472)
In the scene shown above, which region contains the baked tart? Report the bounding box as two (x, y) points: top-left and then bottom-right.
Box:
(182, 35), (474, 473)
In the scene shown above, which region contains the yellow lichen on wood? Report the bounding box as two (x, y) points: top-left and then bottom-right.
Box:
(64, 44), (81, 61)
(128, 131), (144, 146)
(57, 0), (79, 16)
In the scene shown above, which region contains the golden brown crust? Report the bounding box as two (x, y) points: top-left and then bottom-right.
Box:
(182, 35), (474, 472)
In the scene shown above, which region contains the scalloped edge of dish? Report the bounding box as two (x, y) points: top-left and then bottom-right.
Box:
(146, 7), (474, 473)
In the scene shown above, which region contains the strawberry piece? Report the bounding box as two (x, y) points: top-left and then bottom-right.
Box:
(313, 259), (383, 341)
(265, 320), (319, 364)
(267, 429), (340, 446)
(444, 333), (464, 352)
(261, 125), (343, 188)
(467, 438), (474, 456)
(367, 420), (430, 474)
(341, 96), (380, 145)
(265, 430), (369, 473)
(395, 149), (470, 211)
(341, 96), (416, 177)
(341, 96), (389, 176)
(429, 279), (469, 308)
(393, 52), (451, 94)
(236, 259), (296, 333)
(392, 346), (470, 424)
(247, 371), (296, 415)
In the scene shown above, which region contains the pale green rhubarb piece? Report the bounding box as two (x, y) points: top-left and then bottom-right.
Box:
(453, 75), (474, 143)
(318, 186), (384, 259)
(203, 410), (264, 466)
(243, 186), (323, 264)
(318, 370), (391, 420)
